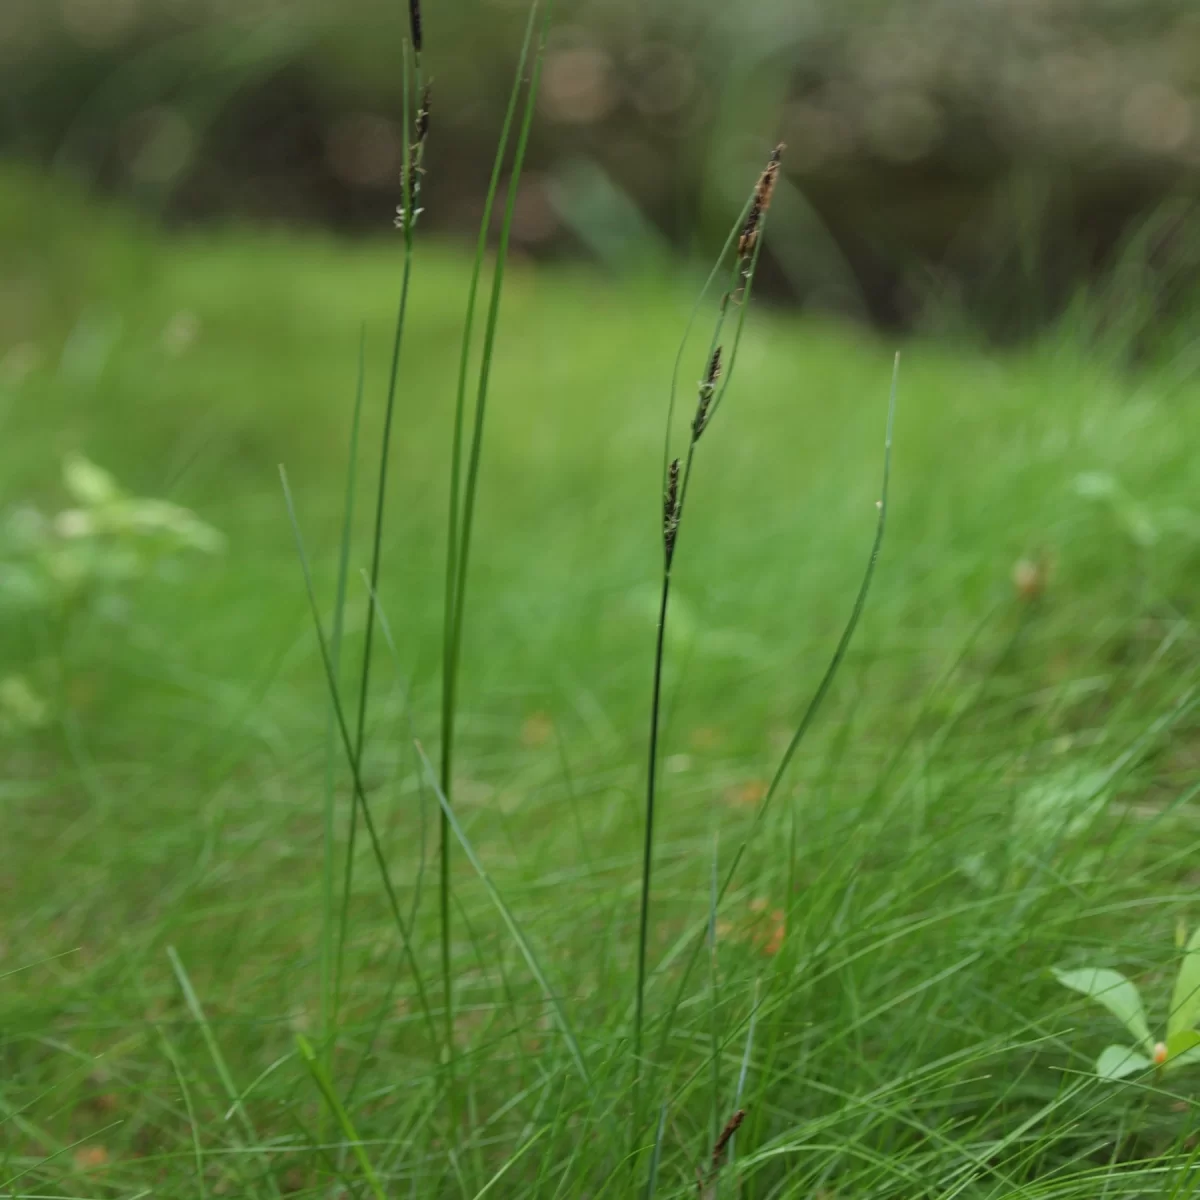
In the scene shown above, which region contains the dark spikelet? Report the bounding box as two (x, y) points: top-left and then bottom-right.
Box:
(396, 83), (432, 230)
(692, 345), (723, 441)
(664, 459), (680, 524)
(711, 1109), (745, 1169)
(409, 0), (423, 54)
(737, 144), (784, 260)
(663, 458), (681, 563)
(415, 82), (432, 144)
(705, 345), (723, 389)
(695, 1109), (747, 1195)
(406, 149), (423, 210)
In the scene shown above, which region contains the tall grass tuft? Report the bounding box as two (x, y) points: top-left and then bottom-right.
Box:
(439, 0), (554, 1095)
(282, 0), (561, 1169)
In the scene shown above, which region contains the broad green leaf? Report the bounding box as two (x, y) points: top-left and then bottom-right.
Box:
(1168, 925), (1200, 1038)
(1054, 967), (1153, 1052)
(1164, 1029), (1200, 1069)
(63, 454), (119, 506)
(1096, 1044), (1152, 1080)
(1167, 1045), (1200, 1072)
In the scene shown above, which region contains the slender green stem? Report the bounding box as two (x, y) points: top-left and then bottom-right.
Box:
(336, 36), (420, 1034)
(635, 376), (713, 1088)
(415, 740), (592, 1089)
(633, 423), (702, 1093)
(634, 566), (672, 1089)
(468, 1128), (548, 1199)
(707, 827), (721, 1187)
(322, 331), (366, 1071)
(654, 354), (900, 1073)
(445, 5), (552, 772)
(334, 572), (432, 1114)
(167, 946), (279, 1199)
(440, 0), (552, 1099)
(295, 1034), (387, 1200)
(634, 171), (766, 1121)
(643, 1105), (668, 1200)
(760, 356), (897, 806)
(281, 466), (438, 1052)
(729, 978), (759, 1187)
(158, 1029), (207, 1200)
(443, 2), (540, 685)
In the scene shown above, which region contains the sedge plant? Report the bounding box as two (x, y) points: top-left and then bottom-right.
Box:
(284, 4), (906, 1191)
(439, 0), (554, 1106)
(633, 144), (900, 1155)
(291, 0), (559, 1167)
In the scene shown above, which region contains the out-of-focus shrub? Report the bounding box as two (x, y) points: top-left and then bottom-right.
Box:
(4, 0), (1200, 332)
(0, 453), (224, 731)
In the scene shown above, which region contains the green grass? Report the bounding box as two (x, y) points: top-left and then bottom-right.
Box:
(5, 165), (1200, 1196)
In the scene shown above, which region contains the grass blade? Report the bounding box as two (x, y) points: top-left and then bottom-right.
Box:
(440, 0), (553, 1107)
(158, 1028), (208, 1200)
(166, 945), (279, 1199)
(654, 354), (899, 1082)
(728, 980), (760, 1185)
(644, 1104), (668, 1200)
(414, 740), (592, 1090)
(356, 575), (544, 1107)
(279, 464), (437, 1050)
(442, 0), (542, 719)
(761, 352), (898, 809)
(166, 946), (257, 1147)
(707, 827), (721, 1165)
(295, 1034), (387, 1200)
(324, 328), (366, 1061)
(469, 1127), (548, 1199)
(339, 32), (421, 1032)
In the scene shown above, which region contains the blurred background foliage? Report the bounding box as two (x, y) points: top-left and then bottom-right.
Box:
(6, 0), (1200, 336)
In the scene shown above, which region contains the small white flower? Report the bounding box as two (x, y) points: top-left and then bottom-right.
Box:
(394, 205), (424, 230)
(54, 508), (95, 539)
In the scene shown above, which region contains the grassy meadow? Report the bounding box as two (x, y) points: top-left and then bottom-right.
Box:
(5, 163), (1200, 1196)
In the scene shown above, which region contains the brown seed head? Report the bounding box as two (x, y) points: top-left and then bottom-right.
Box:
(711, 1109), (745, 1167)
(664, 459), (680, 525)
(692, 345), (723, 441)
(415, 83), (432, 144)
(705, 345), (723, 389)
(738, 143), (785, 259)
(664, 458), (681, 562)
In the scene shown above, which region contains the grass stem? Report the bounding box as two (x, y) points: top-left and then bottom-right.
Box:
(335, 34), (421, 1043)
(439, 0), (552, 1114)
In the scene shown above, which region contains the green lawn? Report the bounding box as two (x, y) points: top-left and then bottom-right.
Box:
(4, 166), (1200, 1197)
